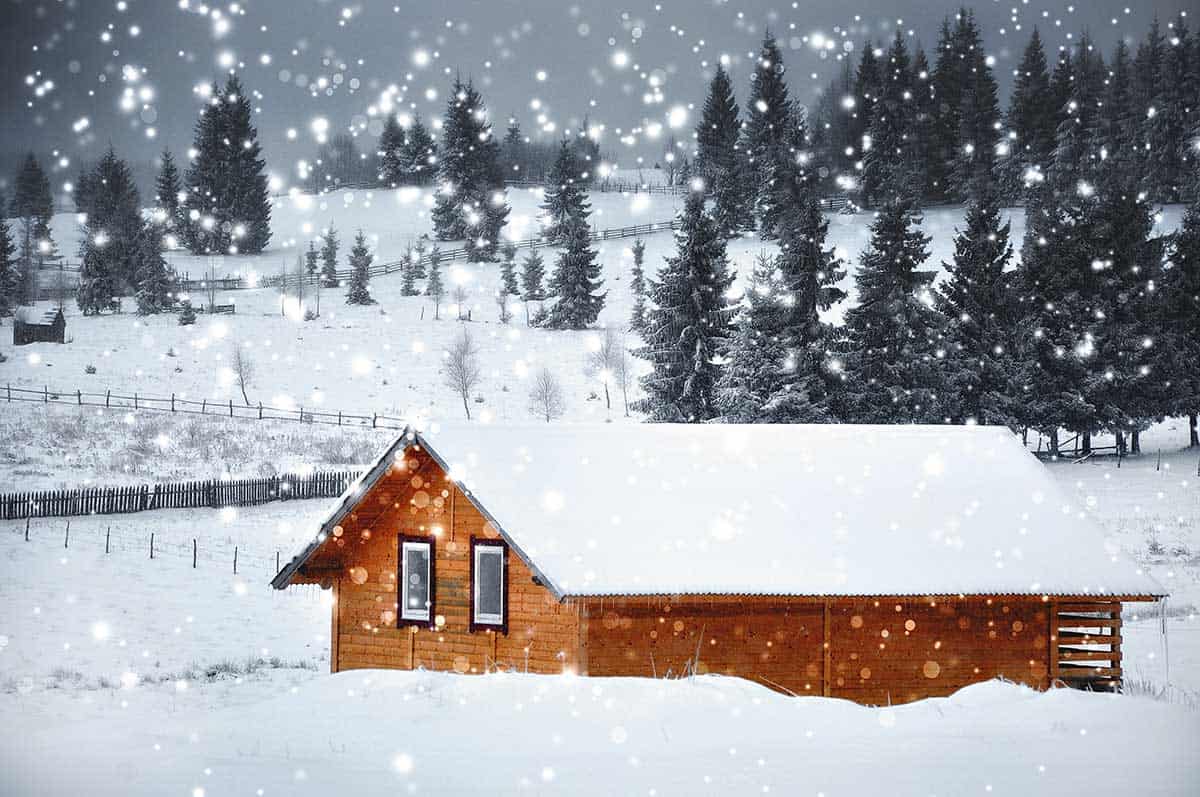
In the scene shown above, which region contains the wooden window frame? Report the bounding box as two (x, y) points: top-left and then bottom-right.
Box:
(398, 534), (436, 630)
(470, 538), (508, 635)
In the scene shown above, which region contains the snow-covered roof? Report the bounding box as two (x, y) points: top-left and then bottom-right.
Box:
(274, 424), (1163, 600)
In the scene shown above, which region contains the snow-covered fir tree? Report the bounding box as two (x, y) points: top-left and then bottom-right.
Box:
(1160, 197), (1200, 445)
(910, 45), (939, 202)
(319, 226), (339, 287)
(9, 152), (56, 305)
(177, 298), (197, 326)
(949, 25), (1001, 203)
(997, 28), (1056, 201)
(520, 246), (545, 301)
(182, 75), (272, 255)
(862, 32), (921, 206)
(378, 114), (405, 186)
(1052, 34), (1107, 189)
(544, 214), (605, 330)
(305, 241), (319, 283)
(743, 32), (794, 234)
(840, 200), (944, 423)
(500, 242), (520, 295)
(936, 187), (1018, 426)
(433, 77), (509, 261)
(695, 64), (752, 237)
(930, 11), (990, 202)
(634, 191), (733, 422)
(76, 148), (142, 298)
(540, 140), (591, 245)
(426, 247), (445, 319)
(0, 216), (18, 317)
(628, 238), (647, 332)
(1143, 14), (1196, 202)
(401, 114), (438, 184)
(155, 150), (184, 236)
(400, 243), (420, 296)
(849, 40), (882, 201)
(345, 230), (375, 305)
(133, 223), (175, 315)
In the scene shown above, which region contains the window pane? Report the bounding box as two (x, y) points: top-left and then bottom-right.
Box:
(476, 549), (503, 620)
(404, 545), (429, 617)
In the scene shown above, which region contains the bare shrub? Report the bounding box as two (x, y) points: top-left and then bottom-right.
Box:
(443, 328), (482, 419)
(528, 367), (566, 422)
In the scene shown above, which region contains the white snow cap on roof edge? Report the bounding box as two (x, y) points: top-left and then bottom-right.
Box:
(284, 424), (1164, 599)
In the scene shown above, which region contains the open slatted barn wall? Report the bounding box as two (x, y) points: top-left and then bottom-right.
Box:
(293, 450), (581, 676)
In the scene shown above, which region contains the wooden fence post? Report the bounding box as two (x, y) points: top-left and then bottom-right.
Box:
(44, 385), (48, 403)
(193, 539), (197, 568)
(77, 390), (82, 405)
(171, 393), (175, 412)
(105, 526), (110, 554)
(229, 399), (234, 417)
(64, 521), (69, 548)
(106, 390), (110, 408)
(233, 546), (238, 574)
(276, 550), (280, 572)
(25, 518), (30, 541)
(149, 532), (154, 559)
(134, 393), (138, 410)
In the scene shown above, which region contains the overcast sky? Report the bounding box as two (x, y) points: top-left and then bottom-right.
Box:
(1, 0), (1192, 192)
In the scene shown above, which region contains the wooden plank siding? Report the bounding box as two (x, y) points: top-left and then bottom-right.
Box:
(281, 447), (1149, 704)
(293, 449), (581, 676)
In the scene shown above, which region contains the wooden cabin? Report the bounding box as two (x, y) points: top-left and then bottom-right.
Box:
(13, 308), (66, 345)
(272, 424), (1163, 705)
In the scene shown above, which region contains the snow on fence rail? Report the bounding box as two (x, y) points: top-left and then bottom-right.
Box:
(4, 383), (410, 432)
(0, 469), (361, 520)
(8, 517), (287, 575)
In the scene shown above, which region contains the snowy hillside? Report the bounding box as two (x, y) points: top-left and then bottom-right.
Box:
(3, 189), (1190, 428)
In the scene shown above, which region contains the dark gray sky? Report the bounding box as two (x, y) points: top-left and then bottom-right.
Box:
(1, 0), (1192, 192)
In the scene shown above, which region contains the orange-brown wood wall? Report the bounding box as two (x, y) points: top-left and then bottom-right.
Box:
(579, 595), (1060, 704)
(297, 449), (581, 676)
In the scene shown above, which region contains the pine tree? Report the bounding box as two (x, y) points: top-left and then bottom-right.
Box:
(545, 214), (605, 330)
(400, 243), (420, 296)
(863, 32), (920, 206)
(345, 230), (375, 305)
(401, 114), (437, 184)
(910, 46), (938, 202)
(426, 246), (445, 319)
(998, 28), (1056, 201)
(950, 28), (1001, 203)
(433, 78), (509, 260)
(629, 238), (647, 332)
(182, 75), (272, 254)
(76, 148), (142, 295)
(0, 217), (18, 317)
(500, 242), (520, 295)
(155, 149), (184, 236)
(134, 223), (174, 315)
(633, 192), (733, 421)
(696, 64), (753, 237)
(930, 11), (990, 202)
(378, 114), (405, 186)
(850, 40), (882, 202)
(305, 241), (319, 283)
(540, 140), (591, 244)
(9, 152), (55, 305)
(501, 118), (525, 179)
(936, 188), (1018, 425)
(178, 298), (197, 326)
(1161, 198), (1200, 445)
(841, 201), (944, 423)
(1145, 14), (1195, 202)
(744, 32), (794, 233)
(1052, 34), (1107, 190)
(320, 226), (340, 287)
(520, 245), (546, 322)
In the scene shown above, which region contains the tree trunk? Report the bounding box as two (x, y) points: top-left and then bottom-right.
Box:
(240, 384), (250, 406)
(1115, 430), (1126, 457)
(603, 383), (611, 411)
(462, 394), (471, 420)
(1048, 429), (1059, 457)
(1081, 431), (1091, 456)
(1190, 413), (1199, 448)
(1131, 429), (1141, 455)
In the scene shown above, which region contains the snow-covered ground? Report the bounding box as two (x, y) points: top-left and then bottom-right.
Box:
(4, 189), (1190, 429)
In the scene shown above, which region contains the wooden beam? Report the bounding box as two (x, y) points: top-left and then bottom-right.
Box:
(330, 576), (341, 674)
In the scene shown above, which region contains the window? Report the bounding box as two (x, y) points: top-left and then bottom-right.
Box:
(399, 535), (434, 626)
(471, 539), (507, 633)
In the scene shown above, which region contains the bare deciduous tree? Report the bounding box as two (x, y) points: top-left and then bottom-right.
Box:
(614, 330), (635, 417)
(528, 366), (566, 423)
(584, 326), (626, 416)
(230, 341), (255, 406)
(495, 290), (512, 324)
(444, 328), (482, 419)
(452, 284), (470, 321)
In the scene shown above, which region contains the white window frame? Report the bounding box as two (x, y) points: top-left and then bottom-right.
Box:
(400, 539), (432, 623)
(472, 543), (505, 628)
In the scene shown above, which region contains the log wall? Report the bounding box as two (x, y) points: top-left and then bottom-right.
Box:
(296, 450), (580, 676)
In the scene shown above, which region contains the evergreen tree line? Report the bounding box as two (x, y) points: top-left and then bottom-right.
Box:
(807, 9), (1200, 207)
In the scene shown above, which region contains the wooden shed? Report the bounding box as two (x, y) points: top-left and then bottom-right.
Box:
(13, 308), (66, 345)
(271, 424), (1163, 705)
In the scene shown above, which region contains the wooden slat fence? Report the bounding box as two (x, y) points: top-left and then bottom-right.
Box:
(0, 469), (360, 520)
